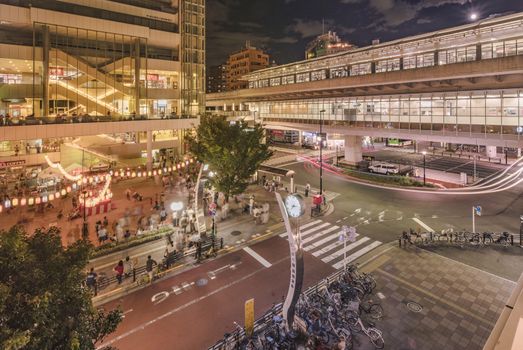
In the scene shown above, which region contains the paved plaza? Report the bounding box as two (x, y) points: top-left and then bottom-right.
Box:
(360, 246), (516, 350)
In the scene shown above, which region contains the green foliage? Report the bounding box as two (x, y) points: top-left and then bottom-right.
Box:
(0, 226), (122, 350)
(188, 115), (272, 197)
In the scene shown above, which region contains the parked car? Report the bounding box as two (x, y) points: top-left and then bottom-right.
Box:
(368, 162), (400, 175)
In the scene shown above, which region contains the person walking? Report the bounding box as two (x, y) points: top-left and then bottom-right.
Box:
(305, 183), (311, 197)
(114, 260), (124, 284)
(86, 268), (98, 294)
(145, 255), (157, 283)
(124, 256), (135, 278)
(249, 195), (255, 215)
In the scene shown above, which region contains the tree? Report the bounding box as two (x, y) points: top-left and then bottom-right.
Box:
(0, 226), (122, 350)
(188, 115), (272, 198)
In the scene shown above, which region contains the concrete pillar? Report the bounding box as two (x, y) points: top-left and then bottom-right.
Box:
(486, 145), (497, 158)
(42, 25), (50, 117)
(146, 130), (153, 171)
(134, 38), (141, 116)
(344, 135), (363, 164)
(517, 148), (521, 158)
(297, 131), (303, 145)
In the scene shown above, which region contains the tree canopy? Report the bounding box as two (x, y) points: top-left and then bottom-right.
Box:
(188, 115), (272, 197)
(0, 226), (121, 350)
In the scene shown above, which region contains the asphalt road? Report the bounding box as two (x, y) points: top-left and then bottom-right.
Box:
(97, 158), (523, 349)
(285, 159), (523, 280)
(96, 236), (334, 350)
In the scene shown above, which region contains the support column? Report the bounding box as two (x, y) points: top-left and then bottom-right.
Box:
(146, 130), (153, 171)
(344, 135), (363, 164)
(42, 25), (50, 117)
(297, 131), (303, 146)
(486, 145), (497, 158)
(517, 148), (521, 158)
(134, 38), (141, 116)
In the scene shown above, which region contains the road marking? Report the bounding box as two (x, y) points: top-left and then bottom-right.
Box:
(122, 309), (134, 317)
(322, 237), (370, 263)
(412, 217), (435, 232)
(300, 222), (331, 237)
(312, 234), (361, 256)
(279, 219), (321, 237)
(243, 247), (272, 268)
(96, 257), (289, 349)
(301, 225), (339, 245)
(181, 282), (192, 291)
(332, 241), (382, 269)
(335, 219), (342, 223)
(377, 268), (496, 327)
(304, 230), (347, 250)
(354, 208), (361, 213)
(172, 286), (182, 294)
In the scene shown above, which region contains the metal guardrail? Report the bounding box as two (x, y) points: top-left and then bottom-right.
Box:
(92, 236), (222, 295)
(208, 267), (348, 350)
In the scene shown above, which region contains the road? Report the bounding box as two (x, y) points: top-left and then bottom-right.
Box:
(97, 236), (334, 349)
(97, 156), (523, 349)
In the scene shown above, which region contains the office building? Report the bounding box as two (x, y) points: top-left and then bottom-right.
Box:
(0, 0), (205, 170)
(225, 41), (269, 91)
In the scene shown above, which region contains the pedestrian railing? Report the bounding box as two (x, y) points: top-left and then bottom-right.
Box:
(208, 267), (349, 350)
(400, 230), (515, 248)
(91, 235), (223, 296)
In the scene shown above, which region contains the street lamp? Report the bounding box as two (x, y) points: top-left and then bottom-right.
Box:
(81, 190), (88, 240)
(319, 109), (326, 195)
(422, 151), (427, 185)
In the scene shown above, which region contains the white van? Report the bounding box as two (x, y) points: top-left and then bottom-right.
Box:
(368, 162), (400, 175)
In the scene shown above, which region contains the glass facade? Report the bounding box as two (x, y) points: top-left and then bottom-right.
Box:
(256, 90), (523, 136)
(180, 0), (205, 116)
(33, 22), (148, 118)
(245, 20), (523, 89)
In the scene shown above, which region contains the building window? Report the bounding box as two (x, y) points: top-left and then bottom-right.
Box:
(350, 63), (371, 76)
(403, 56), (416, 69)
(270, 77), (281, 86)
(282, 75), (295, 85)
(259, 79), (269, 87)
(416, 53), (434, 68)
(330, 67), (348, 78)
(311, 70), (327, 81)
(376, 58), (400, 73)
(296, 73), (310, 83)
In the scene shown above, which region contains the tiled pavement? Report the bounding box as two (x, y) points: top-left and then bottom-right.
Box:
(361, 246), (515, 350)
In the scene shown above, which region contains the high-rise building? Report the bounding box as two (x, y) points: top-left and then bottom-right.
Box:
(305, 31), (355, 60)
(206, 64), (226, 94)
(225, 41), (269, 91)
(0, 0), (205, 170)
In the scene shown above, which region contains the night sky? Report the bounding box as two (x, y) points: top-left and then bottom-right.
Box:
(206, 0), (523, 66)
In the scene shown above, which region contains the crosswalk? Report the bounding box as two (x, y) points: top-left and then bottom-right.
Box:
(279, 219), (382, 270)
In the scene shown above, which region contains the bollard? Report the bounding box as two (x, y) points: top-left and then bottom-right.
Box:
(133, 268), (136, 282)
(430, 232), (433, 241)
(511, 235), (514, 246)
(220, 237), (224, 249)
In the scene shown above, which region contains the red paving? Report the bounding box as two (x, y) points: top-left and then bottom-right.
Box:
(98, 236), (335, 350)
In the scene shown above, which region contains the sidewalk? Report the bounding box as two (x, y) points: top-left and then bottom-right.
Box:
(89, 182), (337, 303)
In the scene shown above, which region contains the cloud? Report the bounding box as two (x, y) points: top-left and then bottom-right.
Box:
(286, 18), (356, 39)
(360, 0), (470, 27)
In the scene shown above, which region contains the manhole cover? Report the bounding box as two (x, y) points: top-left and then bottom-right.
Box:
(196, 278), (208, 287)
(406, 301), (423, 313)
(231, 230), (242, 236)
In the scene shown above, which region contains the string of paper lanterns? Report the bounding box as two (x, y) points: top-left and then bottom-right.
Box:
(0, 158), (196, 214)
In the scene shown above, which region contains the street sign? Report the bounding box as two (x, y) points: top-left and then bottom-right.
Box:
(245, 299), (254, 337)
(475, 206), (482, 216)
